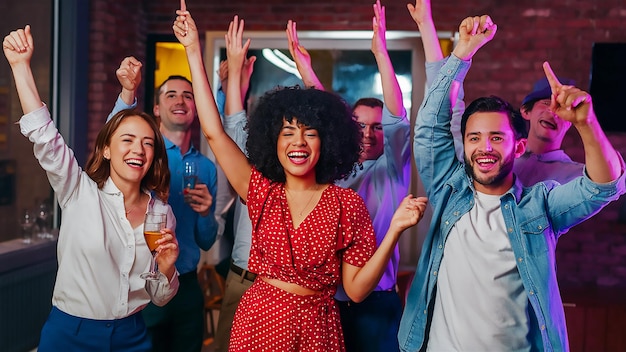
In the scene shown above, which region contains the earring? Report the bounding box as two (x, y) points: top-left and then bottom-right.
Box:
(103, 153), (110, 160)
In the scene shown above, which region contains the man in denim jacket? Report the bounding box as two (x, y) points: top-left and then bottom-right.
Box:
(399, 15), (625, 351)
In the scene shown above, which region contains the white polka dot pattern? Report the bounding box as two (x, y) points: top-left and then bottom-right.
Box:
(229, 167), (376, 350)
(229, 279), (344, 351)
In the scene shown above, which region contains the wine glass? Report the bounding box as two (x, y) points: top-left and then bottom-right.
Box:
(36, 201), (53, 240)
(141, 212), (167, 281)
(20, 208), (35, 244)
(183, 160), (198, 204)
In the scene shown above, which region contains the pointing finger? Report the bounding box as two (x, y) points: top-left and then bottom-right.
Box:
(542, 61), (562, 95)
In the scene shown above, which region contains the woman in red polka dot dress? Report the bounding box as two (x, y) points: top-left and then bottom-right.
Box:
(174, 5), (428, 351)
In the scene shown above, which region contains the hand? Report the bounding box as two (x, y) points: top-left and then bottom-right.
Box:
(172, 0), (198, 50)
(286, 20), (313, 74)
(407, 0), (433, 27)
(286, 20), (324, 89)
(154, 228), (179, 278)
(218, 60), (228, 87)
(371, 0), (388, 56)
(390, 195), (428, 233)
(3, 25), (34, 66)
(116, 56), (142, 92)
(241, 55), (256, 89)
(452, 15), (497, 61)
(184, 183), (213, 217)
(225, 15), (251, 77)
(543, 61), (594, 126)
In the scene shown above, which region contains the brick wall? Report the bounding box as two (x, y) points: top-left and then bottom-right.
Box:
(89, 0), (626, 288)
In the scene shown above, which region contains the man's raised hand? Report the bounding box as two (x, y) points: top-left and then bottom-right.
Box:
(543, 61), (593, 126)
(452, 15), (497, 61)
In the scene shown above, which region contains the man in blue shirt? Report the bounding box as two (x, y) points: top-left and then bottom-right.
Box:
(399, 15), (625, 351)
(109, 57), (218, 352)
(410, 0), (584, 188)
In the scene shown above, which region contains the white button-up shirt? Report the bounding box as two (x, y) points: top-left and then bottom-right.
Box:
(20, 105), (179, 320)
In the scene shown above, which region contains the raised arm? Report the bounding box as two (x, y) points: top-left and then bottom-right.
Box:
(3, 25), (42, 114)
(543, 62), (622, 183)
(221, 59), (255, 117)
(413, 16), (496, 200)
(372, 0), (403, 116)
(173, 5), (251, 200)
(116, 56), (142, 105)
(407, 0), (443, 63)
(224, 21), (252, 117)
(409, 0), (465, 160)
(286, 20), (324, 90)
(107, 56), (142, 121)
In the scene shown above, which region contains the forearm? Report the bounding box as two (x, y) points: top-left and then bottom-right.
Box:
(186, 44), (223, 140)
(147, 271), (180, 306)
(576, 119), (622, 182)
(119, 88), (136, 106)
(346, 229), (402, 302)
(11, 62), (43, 114)
(186, 43), (251, 200)
(417, 17), (444, 63)
(225, 68), (244, 116)
(374, 51), (404, 116)
(196, 176), (219, 250)
(301, 69), (324, 91)
(107, 95), (137, 122)
(195, 213), (218, 250)
(414, 55), (470, 193)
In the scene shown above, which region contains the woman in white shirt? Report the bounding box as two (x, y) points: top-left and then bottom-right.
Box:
(3, 26), (180, 351)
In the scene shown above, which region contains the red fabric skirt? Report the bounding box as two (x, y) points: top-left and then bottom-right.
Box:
(229, 279), (345, 352)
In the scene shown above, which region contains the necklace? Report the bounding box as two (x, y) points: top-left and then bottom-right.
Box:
(285, 184), (319, 217)
(125, 205), (137, 216)
(125, 194), (144, 216)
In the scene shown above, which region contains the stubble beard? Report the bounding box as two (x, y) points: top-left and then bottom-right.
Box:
(464, 151), (515, 187)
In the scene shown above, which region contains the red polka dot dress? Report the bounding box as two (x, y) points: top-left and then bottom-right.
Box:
(229, 168), (376, 352)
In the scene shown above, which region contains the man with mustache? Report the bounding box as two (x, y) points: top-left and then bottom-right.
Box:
(399, 14), (625, 351)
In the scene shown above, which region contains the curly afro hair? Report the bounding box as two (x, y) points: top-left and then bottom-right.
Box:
(246, 86), (362, 184)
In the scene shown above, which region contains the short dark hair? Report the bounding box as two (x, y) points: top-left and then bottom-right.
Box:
(353, 97), (383, 110)
(520, 98), (541, 115)
(154, 75), (193, 105)
(246, 86), (361, 184)
(86, 109), (170, 201)
(461, 96), (527, 140)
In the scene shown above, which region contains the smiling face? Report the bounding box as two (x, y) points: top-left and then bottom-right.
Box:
(154, 78), (196, 132)
(277, 118), (321, 181)
(103, 115), (156, 188)
(353, 104), (384, 162)
(463, 111), (526, 195)
(521, 98), (571, 152)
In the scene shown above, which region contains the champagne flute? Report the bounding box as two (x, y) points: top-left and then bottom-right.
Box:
(20, 208), (35, 244)
(141, 212), (167, 281)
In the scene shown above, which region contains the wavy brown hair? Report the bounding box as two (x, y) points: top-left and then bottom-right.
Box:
(85, 109), (170, 201)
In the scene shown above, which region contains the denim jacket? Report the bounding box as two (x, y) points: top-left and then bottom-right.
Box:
(398, 55), (626, 351)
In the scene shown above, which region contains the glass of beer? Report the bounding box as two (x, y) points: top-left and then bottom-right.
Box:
(140, 212), (167, 281)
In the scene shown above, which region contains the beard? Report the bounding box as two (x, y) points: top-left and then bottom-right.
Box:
(464, 151), (515, 187)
